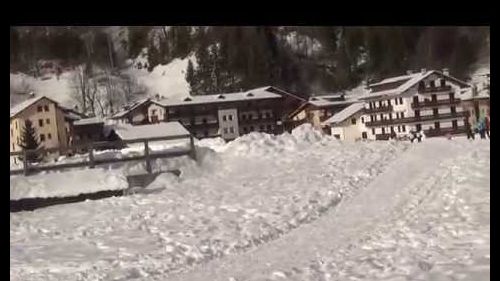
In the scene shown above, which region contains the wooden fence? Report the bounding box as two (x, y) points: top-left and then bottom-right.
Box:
(10, 134), (196, 176)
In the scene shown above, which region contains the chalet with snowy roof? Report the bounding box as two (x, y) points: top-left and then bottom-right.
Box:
(322, 102), (367, 141)
(110, 98), (154, 125)
(149, 86), (306, 141)
(359, 68), (471, 140)
(10, 95), (80, 157)
(288, 93), (356, 132)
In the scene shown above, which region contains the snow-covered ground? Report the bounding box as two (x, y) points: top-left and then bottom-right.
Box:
(10, 126), (489, 281)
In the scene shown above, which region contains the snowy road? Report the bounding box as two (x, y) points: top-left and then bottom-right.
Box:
(166, 138), (490, 281)
(10, 128), (489, 281)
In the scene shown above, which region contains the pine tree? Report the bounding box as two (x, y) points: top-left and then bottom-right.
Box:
(186, 59), (196, 94)
(19, 119), (42, 162)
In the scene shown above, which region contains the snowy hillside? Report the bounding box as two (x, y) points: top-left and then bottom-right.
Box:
(10, 55), (193, 109)
(10, 125), (490, 281)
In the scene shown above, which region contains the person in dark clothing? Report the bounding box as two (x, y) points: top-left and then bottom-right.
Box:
(486, 116), (490, 138)
(478, 118), (486, 139)
(466, 122), (475, 140)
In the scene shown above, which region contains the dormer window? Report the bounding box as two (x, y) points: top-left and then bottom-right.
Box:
(184, 97), (192, 102)
(218, 95), (225, 99)
(246, 92), (254, 97)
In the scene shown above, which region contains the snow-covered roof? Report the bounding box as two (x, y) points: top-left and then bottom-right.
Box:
(73, 117), (104, 126)
(113, 122), (190, 141)
(10, 96), (59, 118)
(459, 89), (490, 101)
(307, 94), (358, 108)
(360, 70), (471, 101)
(112, 98), (151, 119)
(322, 103), (366, 125)
(154, 86), (282, 107)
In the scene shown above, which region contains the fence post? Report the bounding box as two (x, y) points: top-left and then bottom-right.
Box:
(189, 135), (197, 161)
(23, 150), (29, 176)
(144, 139), (152, 174)
(88, 143), (95, 168)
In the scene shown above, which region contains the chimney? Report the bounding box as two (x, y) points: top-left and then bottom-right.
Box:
(421, 68), (427, 74)
(155, 94), (160, 101)
(406, 70), (413, 75)
(442, 68), (449, 76)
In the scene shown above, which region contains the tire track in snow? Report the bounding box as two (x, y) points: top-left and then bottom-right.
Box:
(165, 140), (459, 281)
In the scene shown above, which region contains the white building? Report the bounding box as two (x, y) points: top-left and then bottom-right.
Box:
(359, 69), (471, 140)
(322, 103), (367, 141)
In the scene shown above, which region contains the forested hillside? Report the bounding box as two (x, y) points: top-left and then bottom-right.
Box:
(10, 26), (490, 114)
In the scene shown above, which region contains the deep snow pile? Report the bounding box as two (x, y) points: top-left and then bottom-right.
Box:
(10, 125), (409, 281)
(10, 169), (127, 200)
(10, 139), (193, 200)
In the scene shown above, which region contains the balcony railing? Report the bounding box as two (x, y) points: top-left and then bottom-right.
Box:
(365, 105), (393, 114)
(424, 126), (467, 137)
(411, 99), (460, 109)
(365, 111), (468, 127)
(418, 85), (452, 94)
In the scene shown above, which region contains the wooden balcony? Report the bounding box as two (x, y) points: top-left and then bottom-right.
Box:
(418, 85), (452, 94)
(365, 111), (468, 127)
(411, 99), (460, 109)
(365, 105), (393, 114)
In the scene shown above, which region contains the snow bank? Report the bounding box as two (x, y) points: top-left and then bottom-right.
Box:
(10, 169), (127, 200)
(10, 124), (411, 280)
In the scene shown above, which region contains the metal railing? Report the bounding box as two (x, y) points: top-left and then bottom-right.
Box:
(365, 111), (468, 127)
(411, 99), (460, 109)
(365, 105), (393, 114)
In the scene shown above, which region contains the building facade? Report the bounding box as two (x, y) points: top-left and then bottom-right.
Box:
(10, 96), (72, 156)
(360, 69), (471, 140)
(155, 86), (305, 141)
(322, 103), (367, 141)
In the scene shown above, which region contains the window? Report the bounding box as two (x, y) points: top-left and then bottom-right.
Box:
(430, 80), (435, 88)
(204, 131), (209, 137)
(431, 94), (437, 102)
(401, 112), (405, 119)
(361, 117), (364, 123)
(379, 114), (383, 120)
(370, 115), (374, 122)
(433, 108), (439, 116)
(40, 134), (45, 142)
(259, 125), (264, 131)
(449, 92), (455, 101)
(202, 118), (207, 124)
(452, 120), (458, 129)
(152, 109), (157, 115)
(250, 126), (254, 131)
(372, 128), (376, 135)
(399, 97), (403, 104)
(48, 133), (52, 139)
(398, 126), (401, 132)
(44, 105), (49, 112)
(46, 118), (50, 125)
(434, 122), (440, 130)
(396, 112), (399, 119)
(415, 110), (420, 118)
(243, 127), (248, 133)
(229, 127), (234, 133)
(394, 98), (398, 105)
(38, 119), (44, 127)
(378, 101), (382, 107)
(382, 127), (385, 134)
(440, 78), (446, 87)
(369, 102), (373, 109)
(223, 128), (228, 134)
(351, 118), (356, 125)
(37, 106), (43, 112)
(451, 106), (456, 114)
(333, 134), (341, 139)
(223, 115), (227, 121)
(402, 125), (406, 132)
(229, 115), (233, 121)
(362, 132), (367, 139)
(267, 125), (272, 131)
(387, 99), (391, 106)
(416, 124), (422, 131)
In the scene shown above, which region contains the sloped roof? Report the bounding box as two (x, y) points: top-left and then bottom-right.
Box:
(73, 117), (104, 126)
(10, 96), (59, 118)
(112, 98), (151, 119)
(112, 122), (190, 141)
(154, 86), (283, 107)
(360, 70), (471, 101)
(322, 103), (366, 125)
